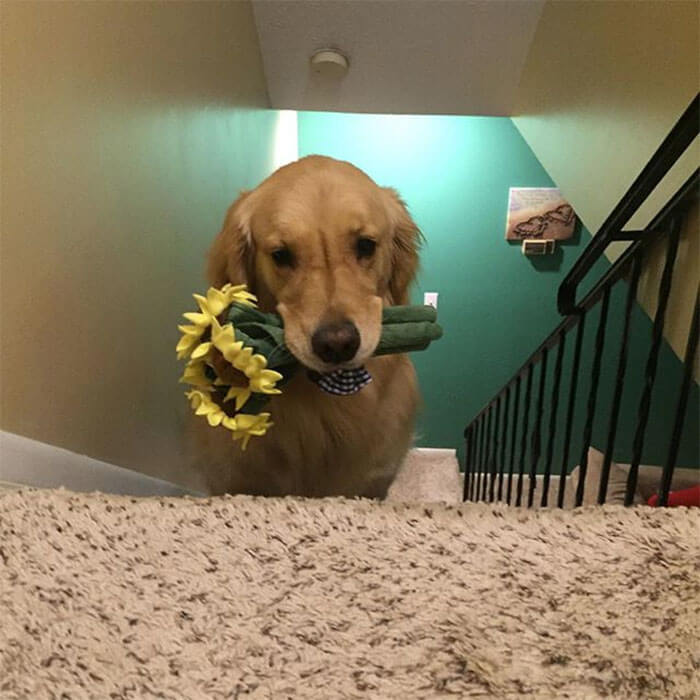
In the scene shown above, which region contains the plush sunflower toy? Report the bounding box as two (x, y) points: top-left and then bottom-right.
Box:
(177, 284), (442, 449)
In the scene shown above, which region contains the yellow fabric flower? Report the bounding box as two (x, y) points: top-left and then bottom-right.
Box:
(210, 317), (244, 364)
(186, 390), (227, 428)
(229, 412), (274, 450)
(222, 385), (253, 411)
(250, 370), (283, 394)
(176, 284), (256, 360)
(190, 342), (213, 360)
(186, 392), (273, 448)
(178, 284), (281, 448)
(198, 284), (257, 317)
(215, 370), (283, 410)
(176, 323), (207, 361)
(179, 359), (210, 388)
(209, 317), (283, 403)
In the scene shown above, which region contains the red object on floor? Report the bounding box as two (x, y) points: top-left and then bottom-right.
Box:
(647, 484), (700, 507)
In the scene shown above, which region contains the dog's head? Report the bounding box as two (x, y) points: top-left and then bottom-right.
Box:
(207, 156), (421, 372)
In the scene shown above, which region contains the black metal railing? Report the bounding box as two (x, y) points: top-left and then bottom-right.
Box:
(463, 95), (699, 508)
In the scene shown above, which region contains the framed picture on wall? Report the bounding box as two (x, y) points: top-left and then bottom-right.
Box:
(505, 188), (576, 241)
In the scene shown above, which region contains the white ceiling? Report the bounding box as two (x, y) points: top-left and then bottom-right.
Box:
(251, 0), (545, 116)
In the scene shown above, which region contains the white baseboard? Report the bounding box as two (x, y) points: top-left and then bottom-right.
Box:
(0, 431), (202, 497)
(411, 447), (457, 458)
(0, 433), (460, 499)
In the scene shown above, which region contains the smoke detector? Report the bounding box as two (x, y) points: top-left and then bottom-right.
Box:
(310, 49), (349, 79)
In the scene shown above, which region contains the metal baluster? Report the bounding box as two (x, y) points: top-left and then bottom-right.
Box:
(507, 377), (521, 505)
(575, 286), (611, 507)
(463, 426), (472, 502)
(528, 350), (548, 508)
(474, 414), (482, 501)
(599, 255), (643, 504)
(488, 397), (501, 502)
(626, 216), (683, 505)
(516, 364), (534, 507)
(659, 295), (699, 506)
(498, 387), (511, 502)
(469, 421), (478, 501)
(557, 316), (586, 508)
(471, 416), (482, 501)
(476, 413), (486, 502)
(481, 406), (493, 501)
(542, 333), (565, 507)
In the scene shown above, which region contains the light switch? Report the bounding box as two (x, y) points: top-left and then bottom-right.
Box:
(424, 292), (438, 309)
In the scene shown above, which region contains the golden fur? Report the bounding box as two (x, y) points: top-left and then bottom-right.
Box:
(197, 156), (421, 498)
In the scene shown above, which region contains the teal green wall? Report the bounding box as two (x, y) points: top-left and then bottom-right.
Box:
(297, 113), (595, 457)
(298, 111), (698, 472)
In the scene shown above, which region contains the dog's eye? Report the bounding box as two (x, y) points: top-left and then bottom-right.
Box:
(271, 247), (294, 268)
(356, 237), (377, 259)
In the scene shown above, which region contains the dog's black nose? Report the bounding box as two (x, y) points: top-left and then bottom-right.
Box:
(311, 320), (361, 364)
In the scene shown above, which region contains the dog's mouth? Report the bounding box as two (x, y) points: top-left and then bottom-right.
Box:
(284, 337), (377, 377)
(277, 298), (383, 382)
(307, 367), (373, 396)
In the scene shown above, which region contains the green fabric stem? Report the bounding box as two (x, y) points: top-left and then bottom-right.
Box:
(220, 303), (442, 413)
(226, 303), (442, 373)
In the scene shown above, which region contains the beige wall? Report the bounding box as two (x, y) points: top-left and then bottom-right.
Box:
(636, 203), (699, 379)
(1, 1), (277, 489)
(513, 0), (699, 362)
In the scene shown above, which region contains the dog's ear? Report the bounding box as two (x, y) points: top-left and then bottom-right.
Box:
(207, 191), (256, 290)
(382, 187), (422, 305)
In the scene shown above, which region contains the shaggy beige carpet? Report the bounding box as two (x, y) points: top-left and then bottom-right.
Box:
(1, 490), (698, 699)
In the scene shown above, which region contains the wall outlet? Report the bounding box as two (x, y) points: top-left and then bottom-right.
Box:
(424, 292), (438, 309)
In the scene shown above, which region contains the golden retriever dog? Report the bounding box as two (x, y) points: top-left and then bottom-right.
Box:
(197, 155), (421, 498)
